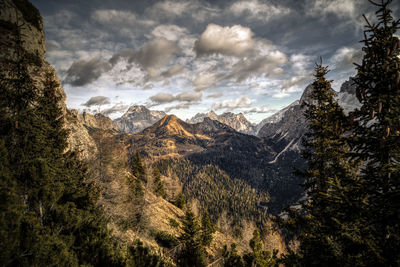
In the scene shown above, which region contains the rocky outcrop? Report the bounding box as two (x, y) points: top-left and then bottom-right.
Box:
(0, 0), (96, 159)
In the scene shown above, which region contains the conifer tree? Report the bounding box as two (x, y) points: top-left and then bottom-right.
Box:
(222, 243), (245, 267)
(351, 0), (400, 264)
(284, 63), (363, 266)
(153, 166), (166, 198)
(131, 151), (147, 183)
(244, 229), (277, 267)
(200, 210), (215, 247)
(177, 208), (207, 267)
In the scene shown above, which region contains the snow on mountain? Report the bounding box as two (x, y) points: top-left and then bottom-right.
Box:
(114, 105), (166, 134)
(187, 111), (256, 135)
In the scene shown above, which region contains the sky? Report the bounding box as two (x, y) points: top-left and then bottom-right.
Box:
(31, 0), (399, 123)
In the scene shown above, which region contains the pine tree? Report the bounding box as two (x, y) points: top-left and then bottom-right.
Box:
(131, 151), (147, 183)
(200, 210), (215, 247)
(244, 229), (277, 267)
(351, 0), (400, 264)
(222, 243), (245, 267)
(153, 166), (166, 198)
(177, 208), (207, 267)
(175, 192), (186, 209)
(283, 63), (364, 266)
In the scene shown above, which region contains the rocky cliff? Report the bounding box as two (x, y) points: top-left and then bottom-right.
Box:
(0, 0), (97, 159)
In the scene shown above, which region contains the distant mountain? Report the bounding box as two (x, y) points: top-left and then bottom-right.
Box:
(114, 105), (166, 134)
(187, 111), (256, 135)
(257, 79), (360, 163)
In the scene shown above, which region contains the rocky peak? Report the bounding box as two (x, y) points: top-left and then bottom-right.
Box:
(114, 105), (166, 134)
(188, 110), (255, 135)
(339, 77), (356, 95)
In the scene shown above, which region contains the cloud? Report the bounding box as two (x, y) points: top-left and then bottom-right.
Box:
(331, 47), (363, 71)
(149, 91), (202, 106)
(46, 40), (61, 51)
(101, 104), (129, 115)
(281, 76), (311, 90)
(306, 0), (360, 18)
(175, 92), (202, 102)
(290, 54), (313, 74)
(82, 96), (110, 107)
(64, 58), (112, 86)
(194, 24), (255, 57)
(161, 65), (185, 78)
(245, 105), (276, 114)
(207, 92), (222, 98)
(110, 38), (180, 69)
(151, 24), (189, 41)
(228, 0), (291, 22)
(145, 0), (220, 22)
(272, 91), (290, 98)
(164, 103), (191, 112)
(228, 52), (287, 82)
(150, 93), (175, 104)
(212, 96), (253, 111)
(193, 72), (220, 91)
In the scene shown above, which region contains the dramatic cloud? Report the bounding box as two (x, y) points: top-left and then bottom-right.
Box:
(145, 0), (220, 22)
(110, 39), (181, 70)
(212, 96), (253, 111)
(307, 0), (359, 18)
(175, 92), (202, 102)
(228, 53), (287, 82)
(150, 92), (175, 104)
(161, 65), (185, 78)
(92, 9), (155, 27)
(64, 58), (111, 86)
(193, 72), (220, 91)
(281, 76), (311, 91)
(207, 92), (222, 98)
(149, 92), (202, 105)
(101, 104), (129, 115)
(331, 47), (364, 71)
(228, 0), (291, 22)
(82, 96), (111, 107)
(164, 103), (191, 112)
(194, 24), (255, 57)
(245, 105), (276, 114)
(151, 24), (189, 41)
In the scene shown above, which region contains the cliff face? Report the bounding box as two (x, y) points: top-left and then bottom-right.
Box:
(0, 0), (96, 159)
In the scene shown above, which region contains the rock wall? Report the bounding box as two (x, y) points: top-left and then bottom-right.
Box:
(0, 0), (96, 159)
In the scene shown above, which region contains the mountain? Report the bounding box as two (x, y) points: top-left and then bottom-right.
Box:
(187, 111), (256, 135)
(131, 114), (304, 213)
(257, 79), (359, 163)
(114, 105), (166, 134)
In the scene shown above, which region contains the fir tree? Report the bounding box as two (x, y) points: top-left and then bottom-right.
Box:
(244, 229), (277, 267)
(222, 243), (245, 267)
(175, 192), (186, 209)
(153, 166), (166, 198)
(351, 0), (400, 264)
(284, 63), (363, 266)
(177, 208), (207, 267)
(200, 210), (215, 247)
(131, 151), (147, 183)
